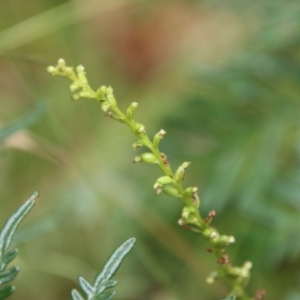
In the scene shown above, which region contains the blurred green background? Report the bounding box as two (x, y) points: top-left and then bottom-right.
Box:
(1, 0), (300, 299)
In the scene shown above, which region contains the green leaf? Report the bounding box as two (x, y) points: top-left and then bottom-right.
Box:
(78, 276), (94, 297)
(96, 290), (116, 300)
(2, 250), (18, 266)
(0, 267), (19, 285)
(71, 289), (85, 300)
(0, 192), (37, 299)
(96, 280), (117, 295)
(0, 191), (37, 267)
(71, 238), (135, 300)
(94, 238), (136, 287)
(0, 285), (15, 300)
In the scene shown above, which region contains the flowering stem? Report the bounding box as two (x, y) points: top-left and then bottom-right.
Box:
(47, 59), (263, 300)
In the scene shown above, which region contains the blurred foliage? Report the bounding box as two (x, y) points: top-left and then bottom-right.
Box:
(0, 0), (300, 299)
(0, 103), (45, 145)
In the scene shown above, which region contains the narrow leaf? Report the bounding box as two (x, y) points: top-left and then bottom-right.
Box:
(71, 289), (85, 300)
(78, 276), (94, 297)
(2, 250), (18, 265)
(0, 192), (38, 257)
(0, 267), (19, 285)
(96, 290), (116, 300)
(0, 285), (15, 300)
(96, 279), (117, 295)
(94, 238), (135, 287)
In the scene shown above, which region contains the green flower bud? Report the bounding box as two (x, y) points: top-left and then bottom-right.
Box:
(101, 102), (111, 112)
(131, 123), (146, 136)
(182, 206), (194, 219)
(190, 215), (201, 226)
(57, 58), (66, 67)
(126, 102), (138, 120)
(79, 91), (92, 98)
(206, 276), (215, 284)
(192, 193), (200, 208)
(47, 66), (56, 74)
(96, 86), (107, 100)
(153, 129), (166, 148)
(228, 268), (242, 279)
(213, 235), (235, 247)
(140, 153), (158, 164)
(153, 183), (163, 195)
(76, 65), (85, 73)
(153, 182), (160, 189)
(162, 185), (179, 197)
(132, 142), (142, 150)
(206, 270), (224, 284)
(240, 261), (252, 278)
(243, 261), (252, 271)
(107, 93), (116, 106)
(64, 66), (74, 75)
(189, 225), (202, 233)
(178, 218), (187, 226)
(182, 186), (200, 208)
(187, 215), (199, 226)
(203, 228), (218, 239)
(70, 82), (80, 92)
(155, 187), (163, 195)
(106, 86), (113, 95)
(77, 66), (87, 84)
(156, 176), (173, 185)
(179, 206), (202, 230)
(126, 109), (133, 120)
(130, 102), (138, 110)
(132, 139), (149, 150)
(133, 156), (142, 163)
(137, 125), (146, 134)
(184, 186), (198, 197)
(174, 162), (191, 183)
(71, 93), (80, 101)
(210, 231), (218, 239)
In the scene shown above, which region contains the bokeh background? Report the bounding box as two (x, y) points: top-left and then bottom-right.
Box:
(1, 0), (300, 299)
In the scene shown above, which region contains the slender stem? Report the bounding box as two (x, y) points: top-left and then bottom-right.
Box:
(47, 59), (262, 300)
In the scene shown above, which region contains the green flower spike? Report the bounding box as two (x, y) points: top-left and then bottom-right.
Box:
(48, 59), (259, 300)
